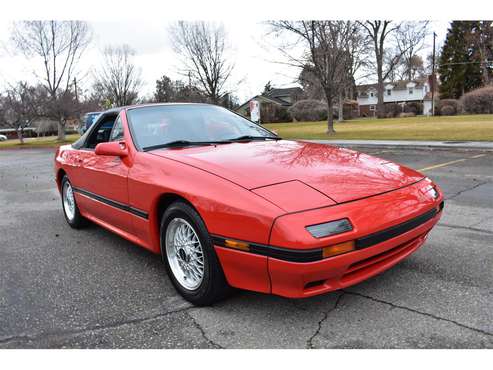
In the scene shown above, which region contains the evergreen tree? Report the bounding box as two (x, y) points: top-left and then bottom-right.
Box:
(439, 21), (482, 99)
(468, 21), (493, 86)
(262, 81), (273, 95)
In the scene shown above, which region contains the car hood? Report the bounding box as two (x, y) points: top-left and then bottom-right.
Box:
(151, 140), (425, 204)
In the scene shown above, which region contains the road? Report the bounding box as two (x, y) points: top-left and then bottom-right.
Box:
(0, 146), (492, 348)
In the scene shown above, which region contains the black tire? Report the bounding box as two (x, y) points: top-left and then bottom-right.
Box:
(61, 175), (88, 229)
(160, 201), (231, 306)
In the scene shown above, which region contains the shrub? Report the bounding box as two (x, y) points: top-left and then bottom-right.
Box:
(440, 105), (456, 116)
(404, 102), (423, 115)
(436, 99), (460, 115)
(260, 103), (291, 123)
(384, 103), (402, 118)
(461, 86), (493, 114)
(288, 99), (328, 122)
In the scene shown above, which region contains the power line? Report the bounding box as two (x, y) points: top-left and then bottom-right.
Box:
(439, 61), (492, 66)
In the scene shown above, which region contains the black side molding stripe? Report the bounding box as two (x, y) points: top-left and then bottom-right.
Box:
(355, 201), (444, 250)
(211, 236), (323, 262)
(72, 187), (148, 220)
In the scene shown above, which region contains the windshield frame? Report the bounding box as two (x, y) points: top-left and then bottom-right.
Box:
(125, 103), (279, 152)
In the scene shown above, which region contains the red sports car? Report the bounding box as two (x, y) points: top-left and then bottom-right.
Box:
(54, 103), (444, 305)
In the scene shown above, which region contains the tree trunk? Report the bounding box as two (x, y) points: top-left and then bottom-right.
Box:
(376, 59), (385, 119)
(326, 99), (336, 135)
(57, 119), (66, 141)
(338, 92), (344, 122)
(17, 128), (25, 144)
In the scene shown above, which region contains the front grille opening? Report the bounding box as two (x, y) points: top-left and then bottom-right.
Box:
(349, 239), (416, 271)
(341, 232), (427, 284)
(304, 279), (326, 291)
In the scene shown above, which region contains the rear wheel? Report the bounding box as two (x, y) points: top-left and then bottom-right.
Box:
(61, 175), (87, 229)
(161, 201), (231, 306)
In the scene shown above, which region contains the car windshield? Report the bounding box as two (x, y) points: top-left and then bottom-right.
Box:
(126, 104), (279, 151)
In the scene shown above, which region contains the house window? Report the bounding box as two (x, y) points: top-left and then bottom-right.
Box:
(369, 105), (376, 111)
(409, 88), (414, 95)
(387, 89), (392, 96)
(370, 92), (374, 97)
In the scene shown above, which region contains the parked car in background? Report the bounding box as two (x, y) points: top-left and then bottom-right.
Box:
(0, 134), (8, 141)
(79, 112), (102, 134)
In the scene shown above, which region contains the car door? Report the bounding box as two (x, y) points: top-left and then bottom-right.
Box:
(74, 114), (132, 233)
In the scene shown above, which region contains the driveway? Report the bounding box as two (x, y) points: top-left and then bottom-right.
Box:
(0, 147), (492, 348)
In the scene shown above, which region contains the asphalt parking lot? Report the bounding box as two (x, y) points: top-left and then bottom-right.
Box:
(0, 146), (492, 349)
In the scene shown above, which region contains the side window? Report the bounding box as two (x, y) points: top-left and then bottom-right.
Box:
(85, 115), (117, 149)
(109, 115), (124, 142)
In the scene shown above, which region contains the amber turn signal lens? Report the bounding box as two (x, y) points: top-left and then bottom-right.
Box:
(322, 240), (355, 258)
(224, 239), (250, 251)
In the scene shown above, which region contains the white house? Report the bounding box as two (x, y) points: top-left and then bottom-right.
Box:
(357, 79), (433, 117)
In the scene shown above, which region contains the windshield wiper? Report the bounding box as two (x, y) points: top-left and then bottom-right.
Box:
(227, 135), (282, 142)
(143, 140), (215, 151)
(143, 136), (281, 151)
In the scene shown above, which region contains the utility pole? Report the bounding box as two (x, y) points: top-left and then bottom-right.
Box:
(73, 77), (79, 102)
(73, 77), (81, 132)
(431, 32), (436, 116)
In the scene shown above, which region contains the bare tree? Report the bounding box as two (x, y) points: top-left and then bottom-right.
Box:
(395, 21), (429, 80)
(358, 21), (403, 118)
(397, 54), (426, 80)
(270, 21), (360, 134)
(0, 82), (43, 143)
(11, 21), (91, 140)
(338, 24), (372, 121)
(94, 44), (143, 107)
(169, 21), (234, 104)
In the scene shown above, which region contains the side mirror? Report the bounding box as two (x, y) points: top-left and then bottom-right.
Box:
(95, 141), (128, 157)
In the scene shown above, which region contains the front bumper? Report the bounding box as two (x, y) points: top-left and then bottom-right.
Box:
(214, 179), (444, 298)
(267, 209), (440, 297)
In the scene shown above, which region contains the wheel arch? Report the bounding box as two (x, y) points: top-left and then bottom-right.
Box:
(56, 168), (67, 192)
(152, 192), (205, 256)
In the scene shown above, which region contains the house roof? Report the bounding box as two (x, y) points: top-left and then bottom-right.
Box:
(235, 94), (293, 112)
(265, 87), (303, 98)
(357, 79), (426, 94)
(235, 86), (304, 112)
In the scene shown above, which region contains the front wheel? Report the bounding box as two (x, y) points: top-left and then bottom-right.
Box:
(160, 201), (231, 306)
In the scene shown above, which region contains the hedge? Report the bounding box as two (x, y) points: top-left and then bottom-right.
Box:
(288, 99), (328, 121)
(461, 86), (493, 114)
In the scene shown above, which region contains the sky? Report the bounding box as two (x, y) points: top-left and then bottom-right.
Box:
(0, 20), (450, 104)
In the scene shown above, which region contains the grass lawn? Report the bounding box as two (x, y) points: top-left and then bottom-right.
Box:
(267, 114), (493, 141)
(0, 134), (80, 149)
